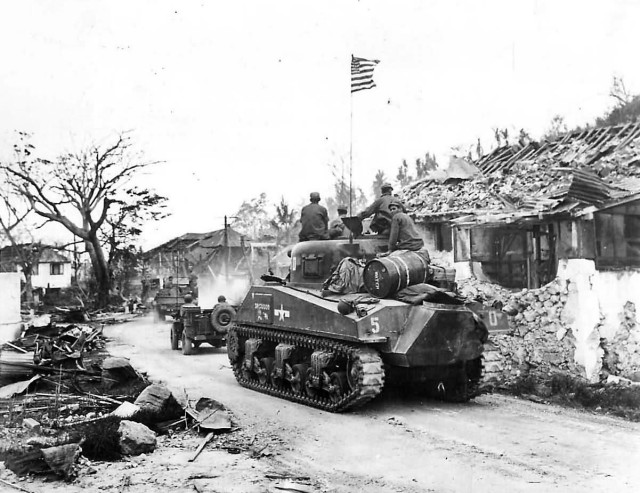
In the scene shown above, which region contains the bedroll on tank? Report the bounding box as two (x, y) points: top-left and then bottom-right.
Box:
(363, 250), (431, 297)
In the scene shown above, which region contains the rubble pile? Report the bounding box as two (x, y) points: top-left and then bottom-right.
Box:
(601, 301), (640, 381)
(458, 278), (582, 384)
(405, 127), (640, 217)
(0, 309), (237, 486)
(496, 279), (582, 383)
(406, 178), (506, 217)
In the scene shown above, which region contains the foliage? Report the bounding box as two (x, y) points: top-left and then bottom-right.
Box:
(371, 169), (388, 198)
(416, 153), (438, 180)
(103, 187), (169, 292)
(395, 153), (438, 189)
(324, 162), (368, 216)
(396, 159), (411, 187)
(542, 115), (569, 141)
(0, 132), (163, 308)
(270, 196), (298, 245)
(596, 77), (640, 127)
(231, 193), (275, 240)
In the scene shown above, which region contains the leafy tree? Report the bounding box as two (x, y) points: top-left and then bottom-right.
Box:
(324, 161), (367, 216)
(0, 191), (41, 305)
(416, 153), (438, 179)
(103, 187), (169, 294)
(517, 128), (532, 147)
(542, 115), (568, 141)
(270, 196), (298, 245)
(1, 132), (162, 308)
(476, 138), (484, 159)
(396, 159), (411, 187)
(231, 193), (274, 240)
(371, 169), (388, 198)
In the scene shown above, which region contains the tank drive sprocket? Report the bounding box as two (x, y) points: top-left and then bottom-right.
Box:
(227, 324), (385, 412)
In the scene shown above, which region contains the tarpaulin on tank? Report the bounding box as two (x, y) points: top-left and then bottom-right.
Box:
(322, 257), (366, 295)
(395, 283), (464, 305)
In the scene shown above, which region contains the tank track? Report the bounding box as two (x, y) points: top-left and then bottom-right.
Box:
(227, 324), (385, 412)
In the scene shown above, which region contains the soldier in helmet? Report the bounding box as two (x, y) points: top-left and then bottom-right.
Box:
(179, 292), (197, 317)
(299, 192), (329, 241)
(357, 183), (394, 235)
(329, 204), (351, 239)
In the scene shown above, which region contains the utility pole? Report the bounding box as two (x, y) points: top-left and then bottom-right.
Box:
(223, 215), (229, 280)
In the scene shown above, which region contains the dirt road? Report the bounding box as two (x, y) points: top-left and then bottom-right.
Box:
(84, 315), (639, 493)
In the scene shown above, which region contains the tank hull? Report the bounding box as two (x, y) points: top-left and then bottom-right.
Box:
(229, 282), (488, 411)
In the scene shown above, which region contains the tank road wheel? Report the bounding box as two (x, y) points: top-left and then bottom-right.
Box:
(290, 364), (308, 394)
(257, 357), (275, 385)
(182, 333), (195, 356)
(328, 372), (349, 403)
(170, 323), (180, 350)
(305, 368), (320, 398)
(226, 327), (241, 365)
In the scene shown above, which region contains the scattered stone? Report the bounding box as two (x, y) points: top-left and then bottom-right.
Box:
(118, 420), (157, 456)
(101, 357), (138, 389)
(134, 383), (183, 422)
(22, 418), (41, 432)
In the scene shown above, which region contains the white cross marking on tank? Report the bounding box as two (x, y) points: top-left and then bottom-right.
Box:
(274, 304), (290, 321)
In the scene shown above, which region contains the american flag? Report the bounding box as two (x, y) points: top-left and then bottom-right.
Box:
(351, 55), (380, 93)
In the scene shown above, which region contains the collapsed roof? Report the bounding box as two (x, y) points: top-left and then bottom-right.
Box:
(404, 122), (640, 223)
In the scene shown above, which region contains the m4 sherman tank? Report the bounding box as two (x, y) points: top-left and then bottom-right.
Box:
(227, 228), (492, 412)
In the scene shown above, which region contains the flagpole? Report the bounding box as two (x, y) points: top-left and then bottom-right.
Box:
(349, 55), (354, 217)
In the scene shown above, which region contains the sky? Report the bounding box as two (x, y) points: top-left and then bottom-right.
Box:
(1, 0), (640, 250)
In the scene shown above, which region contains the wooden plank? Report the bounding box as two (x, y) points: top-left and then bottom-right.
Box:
(188, 432), (214, 462)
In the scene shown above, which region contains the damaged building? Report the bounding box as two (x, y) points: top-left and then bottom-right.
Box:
(142, 229), (278, 307)
(404, 123), (640, 383)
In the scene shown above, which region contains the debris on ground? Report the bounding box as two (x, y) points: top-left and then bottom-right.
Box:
(0, 315), (241, 486)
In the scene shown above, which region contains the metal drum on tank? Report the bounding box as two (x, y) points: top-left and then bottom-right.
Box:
(363, 250), (430, 298)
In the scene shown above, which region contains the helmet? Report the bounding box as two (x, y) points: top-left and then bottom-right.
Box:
(337, 299), (355, 315)
(310, 192), (321, 201)
(389, 199), (404, 210)
(217, 295), (227, 303)
(381, 183), (393, 191)
(183, 294), (193, 303)
(337, 205), (348, 214)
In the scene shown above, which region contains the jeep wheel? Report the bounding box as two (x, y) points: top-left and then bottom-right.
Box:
(182, 332), (194, 355)
(211, 305), (236, 333)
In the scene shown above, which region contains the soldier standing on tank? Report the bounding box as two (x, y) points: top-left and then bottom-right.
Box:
(299, 192), (329, 241)
(357, 183), (394, 235)
(387, 199), (425, 252)
(329, 205), (352, 239)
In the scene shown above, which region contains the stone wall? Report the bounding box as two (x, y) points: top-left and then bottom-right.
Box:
(458, 258), (640, 384)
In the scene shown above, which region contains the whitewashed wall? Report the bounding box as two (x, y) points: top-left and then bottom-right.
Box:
(31, 261), (72, 289)
(557, 258), (640, 381)
(0, 273), (22, 343)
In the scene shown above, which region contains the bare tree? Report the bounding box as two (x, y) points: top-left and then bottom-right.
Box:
(0, 179), (40, 305)
(1, 132), (160, 308)
(610, 76), (632, 106)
